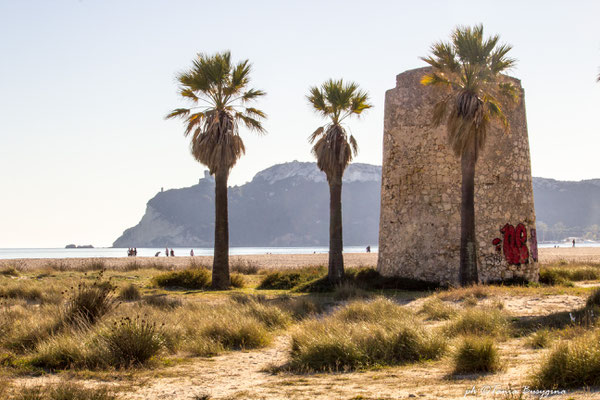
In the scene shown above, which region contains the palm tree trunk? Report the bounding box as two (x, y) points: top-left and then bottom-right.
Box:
(459, 141), (479, 286)
(328, 173), (344, 284)
(212, 169), (230, 289)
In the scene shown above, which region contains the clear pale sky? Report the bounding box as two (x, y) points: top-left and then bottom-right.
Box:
(1, 0), (599, 248)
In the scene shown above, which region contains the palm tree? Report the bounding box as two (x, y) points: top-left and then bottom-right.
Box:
(166, 51), (266, 289)
(307, 79), (372, 284)
(421, 25), (518, 286)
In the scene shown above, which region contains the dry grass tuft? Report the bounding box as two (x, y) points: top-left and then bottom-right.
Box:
(152, 268), (210, 289)
(445, 307), (511, 338)
(532, 330), (600, 388)
(288, 298), (446, 371)
(118, 284), (141, 301)
(419, 297), (457, 320)
(453, 335), (501, 374)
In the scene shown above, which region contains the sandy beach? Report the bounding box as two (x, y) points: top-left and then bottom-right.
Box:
(1, 247), (599, 271)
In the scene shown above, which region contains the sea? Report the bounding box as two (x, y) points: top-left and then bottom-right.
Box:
(0, 246), (377, 260)
(0, 242), (598, 260)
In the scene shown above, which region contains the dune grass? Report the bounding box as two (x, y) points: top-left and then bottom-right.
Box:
(532, 329), (600, 389)
(453, 336), (501, 374)
(257, 266), (326, 290)
(118, 284), (141, 301)
(9, 381), (118, 400)
(445, 307), (511, 338)
(288, 298), (447, 371)
(419, 297), (457, 320)
(152, 268), (211, 289)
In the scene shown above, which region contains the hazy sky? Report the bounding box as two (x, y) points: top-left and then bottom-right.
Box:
(1, 0), (599, 248)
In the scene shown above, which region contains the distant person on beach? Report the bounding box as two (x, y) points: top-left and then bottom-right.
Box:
(155, 251), (161, 257)
(133, 248), (137, 256)
(190, 249), (194, 257)
(366, 245), (371, 253)
(573, 239), (576, 247)
(165, 247), (169, 257)
(170, 248), (175, 257)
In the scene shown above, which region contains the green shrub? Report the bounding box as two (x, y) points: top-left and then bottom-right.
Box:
(419, 298), (457, 320)
(257, 266), (326, 290)
(288, 299), (446, 371)
(532, 331), (600, 388)
(101, 316), (164, 367)
(62, 274), (117, 326)
(294, 267), (441, 293)
(445, 307), (510, 337)
(152, 269), (210, 289)
(453, 336), (500, 374)
(118, 284), (141, 301)
(230, 273), (246, 288)
(539, 268), (574, 286)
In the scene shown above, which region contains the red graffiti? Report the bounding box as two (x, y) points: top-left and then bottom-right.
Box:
(492, 223), (530, 265)
(529, 228), (538, 262)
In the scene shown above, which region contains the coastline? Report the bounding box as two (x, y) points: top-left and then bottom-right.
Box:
(1, 248), (599, 271)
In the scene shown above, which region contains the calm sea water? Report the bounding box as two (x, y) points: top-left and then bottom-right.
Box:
(0, 246), (378, 260)
(0, 242), (599, 260)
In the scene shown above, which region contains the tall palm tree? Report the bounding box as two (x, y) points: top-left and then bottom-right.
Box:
(166, 51), (266, 289)
(307, 79), (372, 284)
(421, 25), (518, 286)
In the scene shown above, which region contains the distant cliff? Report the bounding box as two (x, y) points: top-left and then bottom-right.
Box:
(533, 178), (600, 241)
(113, 162), (381, 247)
(112, 162), (600, 247)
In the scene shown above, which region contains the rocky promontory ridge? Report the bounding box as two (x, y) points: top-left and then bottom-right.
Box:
(113, 162), (382, 247)
(113, 161), (600, 248)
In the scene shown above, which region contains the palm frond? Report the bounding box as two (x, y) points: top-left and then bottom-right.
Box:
(306, 79), (372, 177)
(167, 51), (266, 173)
(421, 24), (518, 158)
(308, 126), (325, 143)
(165, 108), (191, 120)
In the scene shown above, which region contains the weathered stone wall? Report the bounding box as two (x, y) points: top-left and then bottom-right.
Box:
(377, 67), (539, 285)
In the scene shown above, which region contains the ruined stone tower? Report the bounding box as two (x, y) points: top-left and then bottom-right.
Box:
(377, 67), (539, 285)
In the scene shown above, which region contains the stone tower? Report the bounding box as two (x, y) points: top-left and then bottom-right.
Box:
(377, 67), (538, 285)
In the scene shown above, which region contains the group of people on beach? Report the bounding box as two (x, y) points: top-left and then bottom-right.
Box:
(127, 248), (138, 257)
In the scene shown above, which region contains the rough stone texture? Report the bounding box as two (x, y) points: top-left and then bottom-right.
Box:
(377, 67), (539, 285)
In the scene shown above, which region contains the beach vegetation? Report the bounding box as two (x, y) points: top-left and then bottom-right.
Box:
(445, 307), (511, 337)
(118, 283), (141, 301)
(419, 297), (457, 320)
(10, 382), (118, 400)
(532, 330), (600, 388)
(143, 295), (182, 309)
(453, 335), (501, 373)
(288, 298), (446, 371)
(257, 266), (325, 290)
(152, 268), (211, 289)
